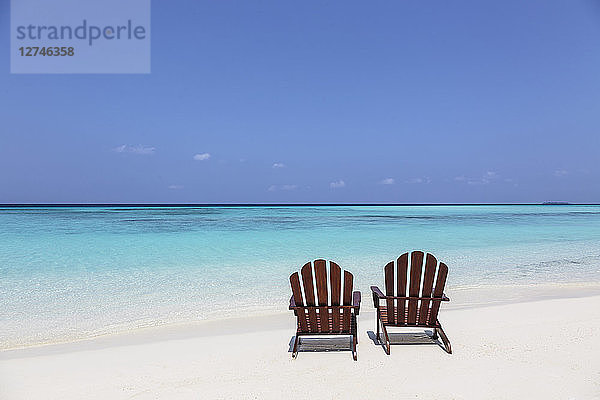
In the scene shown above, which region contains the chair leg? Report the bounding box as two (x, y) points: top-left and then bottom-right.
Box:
(381, 324), (391, 355)
(376, 317), (380, 343)
(292, 335), (300, 359)
(352, 334), (358, 361)
(432, 328), (438, 340)
(436, 325), (452, 354)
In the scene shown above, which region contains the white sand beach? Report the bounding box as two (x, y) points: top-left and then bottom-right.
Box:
(1, 286), (600, 400)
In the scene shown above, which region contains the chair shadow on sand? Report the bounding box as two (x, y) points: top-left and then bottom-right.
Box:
(366, 329), (449, 353)
(288, 329), (448, 356)
(287, 335), (355, 355)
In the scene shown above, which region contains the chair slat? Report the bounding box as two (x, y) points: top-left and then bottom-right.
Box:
(407, 251), (424, 324)
(314, 259), (328, 306)
(290, 272), (308, 332)
(318, 308), (330, 332)
(314, 259), (330, 331)
(342, 270), (353, 332)
(290, 272), (304, 306)
(429, 262), (448, 325)
(396, 253), (409, 324)
(384, 261), (395, 324)
(330, 262), (341, 332)
(301, 262), (319, 332)
(418, 253), (437, 325)
(330, 261), (341, 305)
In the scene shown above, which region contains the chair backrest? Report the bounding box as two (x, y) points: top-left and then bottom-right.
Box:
(383, 251), (448, 326)
(290, 259), (354, 334)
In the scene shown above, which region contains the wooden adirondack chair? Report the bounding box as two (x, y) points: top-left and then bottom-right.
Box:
(289, 260), (361, 360)
(371, 251), (452, 354)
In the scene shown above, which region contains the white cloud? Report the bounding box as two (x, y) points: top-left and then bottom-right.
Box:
(406, 177), (431, 184)
(330, 180), (346, 189)
(468, 171), (497, 185)
(379, 178), (395, 185)
(467, 179), (488, 185)
(113, 144), (155, 155)
(168, 185), (184, 190)
(130, 145), (156, 155)
(193, 153), (211, 161)
(554, 169), (568, 177)
(272, 162), (285, 168)
(456, 171), (502, 185)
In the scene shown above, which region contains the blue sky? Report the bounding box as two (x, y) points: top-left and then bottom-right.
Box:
(1, 0), (599, 203)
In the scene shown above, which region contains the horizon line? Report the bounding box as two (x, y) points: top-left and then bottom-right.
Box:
(0, 202), (595, 208)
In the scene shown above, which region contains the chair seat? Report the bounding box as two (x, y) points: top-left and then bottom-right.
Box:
(378, 307), (439, 327)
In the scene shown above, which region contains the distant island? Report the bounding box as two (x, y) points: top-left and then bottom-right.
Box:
(542, 201), (570, 205)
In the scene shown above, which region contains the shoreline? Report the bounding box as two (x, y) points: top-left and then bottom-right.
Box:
(3, 280), (600, 357)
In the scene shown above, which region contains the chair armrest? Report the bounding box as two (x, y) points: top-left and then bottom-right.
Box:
(352, 291), (361, 315)
(370, 286), (385, 308)
(442, 293), (450, 302)
(289, 295), (296, 310)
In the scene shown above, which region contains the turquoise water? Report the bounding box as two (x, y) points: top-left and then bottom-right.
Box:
(1, 205), (600, 349)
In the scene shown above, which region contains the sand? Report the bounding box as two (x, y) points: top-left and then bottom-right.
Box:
(1, 286), (600, 399)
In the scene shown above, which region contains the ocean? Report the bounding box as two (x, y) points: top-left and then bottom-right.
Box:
(1, 205), (599, 349)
